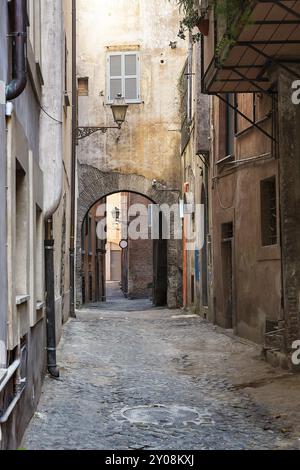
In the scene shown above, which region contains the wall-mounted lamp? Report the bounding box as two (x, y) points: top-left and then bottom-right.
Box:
(76, 93), (129, 140)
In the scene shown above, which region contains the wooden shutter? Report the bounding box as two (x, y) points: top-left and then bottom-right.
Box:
(108, 54), (122, 102)
(108, 53), (140, 102)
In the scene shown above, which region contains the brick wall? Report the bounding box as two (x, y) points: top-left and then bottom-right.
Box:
(127, 193), (153, 299)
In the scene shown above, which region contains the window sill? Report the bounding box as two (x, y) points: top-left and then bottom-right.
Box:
(216, 154), (235, 165)
(106, 100), (142, 106)
(16, 295), (30, 306)
(36, 301), (45, 311)
(257, 244), (281, 261)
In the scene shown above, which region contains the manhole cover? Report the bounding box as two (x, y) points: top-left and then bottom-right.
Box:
(120, 405), (213, 426)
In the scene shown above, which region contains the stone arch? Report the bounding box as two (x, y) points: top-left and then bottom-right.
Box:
(76, 164), (182, 308)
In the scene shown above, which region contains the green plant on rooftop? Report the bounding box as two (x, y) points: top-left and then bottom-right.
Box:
(173, 0), (253, 59)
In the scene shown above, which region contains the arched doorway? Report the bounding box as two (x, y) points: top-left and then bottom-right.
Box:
(76, 164), (181, 309)
(80, 191), (166, 305)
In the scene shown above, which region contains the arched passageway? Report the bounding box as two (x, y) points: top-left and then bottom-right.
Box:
(76, 164), (182, 309)
(81, 191), (167, 306)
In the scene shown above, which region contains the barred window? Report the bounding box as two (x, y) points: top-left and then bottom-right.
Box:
(261, 177), (277, 246)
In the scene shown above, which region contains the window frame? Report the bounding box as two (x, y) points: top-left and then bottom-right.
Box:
(78, 77), (89, 97)
(27, 0), (42, 66)
(107, 51), (141, 104)
(260, 176), (278, 248)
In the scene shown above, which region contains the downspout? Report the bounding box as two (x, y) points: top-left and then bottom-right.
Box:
(45, 219), (59, 378)
(69, 0), (77, 318)
(39, 0), (64, 378)
(6, 0), (27, 101)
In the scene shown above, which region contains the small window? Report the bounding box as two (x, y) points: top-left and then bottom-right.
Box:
(222, 222), (233, 241)
(261, 177), (277, 246)
(107, 52), (140, 103)
(78, 77), (89, 96)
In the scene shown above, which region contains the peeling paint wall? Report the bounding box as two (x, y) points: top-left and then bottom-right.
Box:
(76, 0), (187, 307)
(210, 94), (281, 346)
(0, 0), (73, 448)
(76, 0), (187, 186)
(52, 0), (73, 341)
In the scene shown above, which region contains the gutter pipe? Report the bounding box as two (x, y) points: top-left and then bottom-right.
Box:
(69, 0), (77, 318)
(6, 0), (27, 101)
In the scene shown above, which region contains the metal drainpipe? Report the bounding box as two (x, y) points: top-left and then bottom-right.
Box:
(6, 0), (27, 101)
(45, 219), (59, 378)
(69, 0), (77, 318)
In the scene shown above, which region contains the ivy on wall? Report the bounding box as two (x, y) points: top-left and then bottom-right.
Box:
(174, 0), (252, 58)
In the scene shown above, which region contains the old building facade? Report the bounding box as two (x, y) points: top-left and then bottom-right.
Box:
(0, 0), (73, 448)
(180, 0), (300, 368)
(1, 0), (300, 450)
(179, 37), (211, 316)
(75, 0), (188, 309)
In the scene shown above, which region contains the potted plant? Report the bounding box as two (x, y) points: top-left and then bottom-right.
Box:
(175, 0), (252, 45)
(196, 16), (209, 36)
(176, 0), (208, 42)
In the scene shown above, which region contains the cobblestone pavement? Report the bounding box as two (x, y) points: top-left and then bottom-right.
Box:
(24, 286), (300, 450)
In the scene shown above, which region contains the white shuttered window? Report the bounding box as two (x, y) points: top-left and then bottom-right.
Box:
(107, 52), (140, 103)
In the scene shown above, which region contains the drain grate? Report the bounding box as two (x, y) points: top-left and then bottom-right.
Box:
(120, 404), (214, 426)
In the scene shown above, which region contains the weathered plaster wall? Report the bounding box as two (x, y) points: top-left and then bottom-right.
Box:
(211, 95), (281, 345)
(52, 0), (73, 341)
(76, 165), (181, 308)
(0, 0), (8, 369)
(275, 68), (300, 361)
(180, 40), (210, 315)
(0, 0), (73, 448)
(39, 0), (63, 218)
(76, 0), (187, 186)
(1, 0), (46, 446)
(76, 0), (186, 308)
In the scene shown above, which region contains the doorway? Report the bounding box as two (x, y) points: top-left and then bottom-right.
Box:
(80, 191), (168, 306)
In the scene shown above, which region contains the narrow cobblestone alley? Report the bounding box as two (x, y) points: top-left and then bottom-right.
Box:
(23, 284), (300, 450)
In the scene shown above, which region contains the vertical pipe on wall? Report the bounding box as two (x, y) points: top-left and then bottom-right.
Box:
(69, 0), (77, 318)
(45, 219), (59, 378)
(6, 0), (27, 101)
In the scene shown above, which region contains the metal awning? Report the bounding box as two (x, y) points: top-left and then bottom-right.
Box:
(202, 0), (300, 94)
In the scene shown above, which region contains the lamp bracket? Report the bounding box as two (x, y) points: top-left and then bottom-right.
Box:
(76, 125), (121, 140)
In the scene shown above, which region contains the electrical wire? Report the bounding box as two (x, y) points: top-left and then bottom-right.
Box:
(38, 102), (63, 124)
(215, 173), (237, 211)
(32, 88), (63, 124)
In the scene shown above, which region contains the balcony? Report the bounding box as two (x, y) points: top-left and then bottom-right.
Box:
(202, 0), (300, 94)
